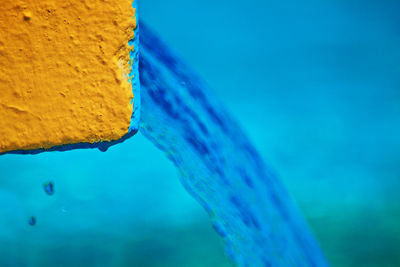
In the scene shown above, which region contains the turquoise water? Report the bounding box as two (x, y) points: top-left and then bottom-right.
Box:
(140, 0), (400, 266)
(0, 133), (233, 266)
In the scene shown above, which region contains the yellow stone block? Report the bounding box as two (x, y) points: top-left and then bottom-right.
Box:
(0, 0), (137, 153)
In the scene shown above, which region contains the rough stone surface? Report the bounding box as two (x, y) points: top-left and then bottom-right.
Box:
(0, 0), (136, 153)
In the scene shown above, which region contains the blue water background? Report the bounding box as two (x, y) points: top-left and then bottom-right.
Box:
(140, 0), (400, 266)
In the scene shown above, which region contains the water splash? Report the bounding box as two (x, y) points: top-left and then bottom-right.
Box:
(139, 22), (328, 267)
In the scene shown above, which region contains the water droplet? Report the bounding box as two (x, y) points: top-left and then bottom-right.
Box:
(43, 181), (54, 196)
(98, 146), (108, 152)
(28, 216), (36, 226)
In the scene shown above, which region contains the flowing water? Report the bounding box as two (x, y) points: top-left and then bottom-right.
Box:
(139, 22), (327, 267)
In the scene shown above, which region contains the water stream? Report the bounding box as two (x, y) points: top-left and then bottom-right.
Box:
(139, 22), (328, 267)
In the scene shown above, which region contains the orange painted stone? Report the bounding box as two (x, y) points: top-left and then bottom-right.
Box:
(0, 0), (137, 153)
